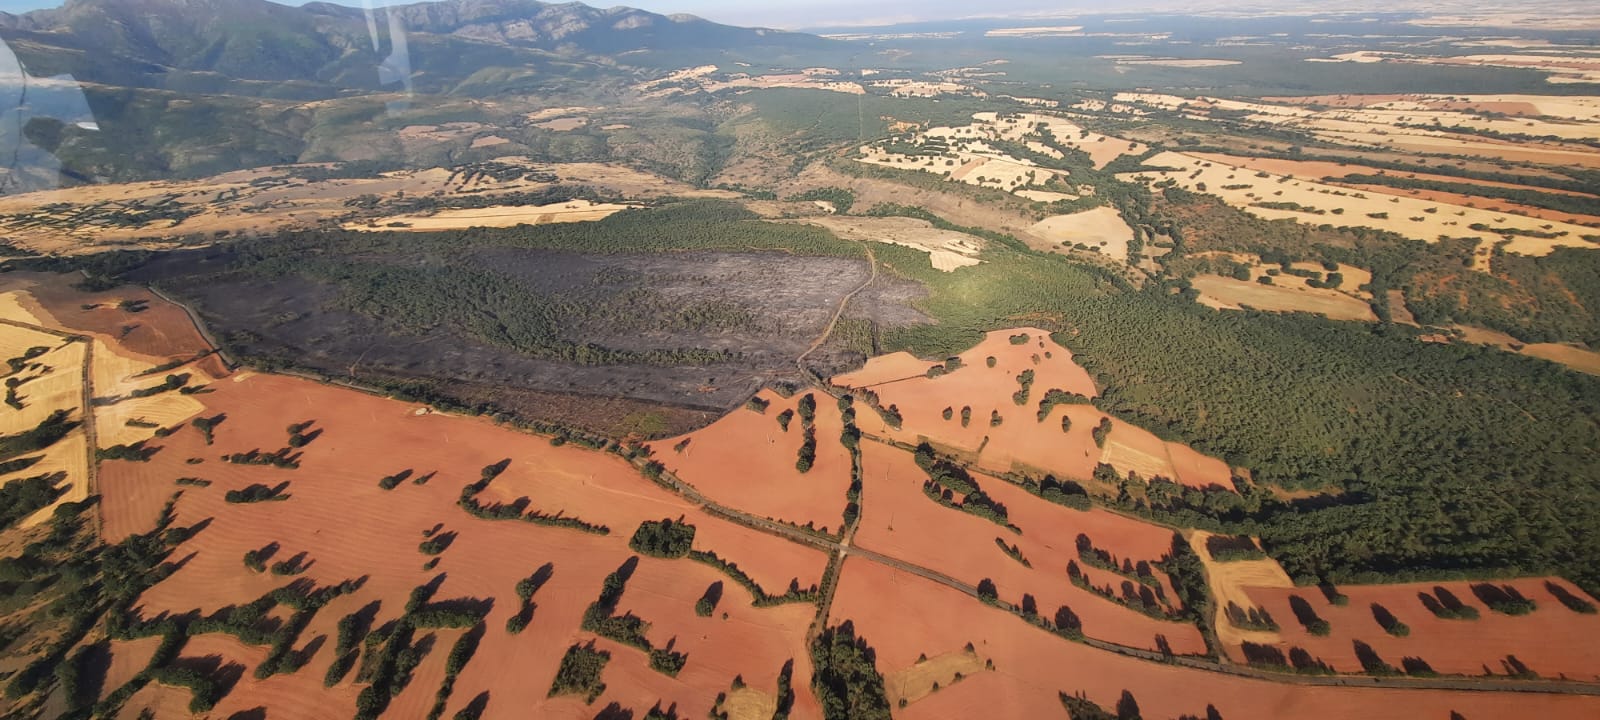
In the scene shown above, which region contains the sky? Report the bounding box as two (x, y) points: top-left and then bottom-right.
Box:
(0, 0), (1086, 28)
(621, 0), (1077, 28)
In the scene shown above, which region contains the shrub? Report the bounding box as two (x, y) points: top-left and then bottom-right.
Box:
(629, 517), (696, 559)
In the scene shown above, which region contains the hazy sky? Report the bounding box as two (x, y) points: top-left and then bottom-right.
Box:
(0, 0), (1081, 27)
(623, 0), (1072, 28)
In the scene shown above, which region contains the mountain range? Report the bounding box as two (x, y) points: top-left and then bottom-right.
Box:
(0, 0), (831, 94)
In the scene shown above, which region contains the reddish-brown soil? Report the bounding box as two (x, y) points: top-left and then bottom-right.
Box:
(853, 441), (1207, 654)
(832, 558), (1600, 720)
(651, 389), (854, 535)
(835, 328), (1233, 491)
(17, 272), (228, 378)
(1243, 579), (1600, 680)
(97, 370), (826, 719)
(102, 636), (163, 698)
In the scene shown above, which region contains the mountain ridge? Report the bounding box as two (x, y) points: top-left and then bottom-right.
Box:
(0, 0), (831, 92)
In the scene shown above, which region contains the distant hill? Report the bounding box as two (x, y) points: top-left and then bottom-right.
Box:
(0, 0), (831, 94)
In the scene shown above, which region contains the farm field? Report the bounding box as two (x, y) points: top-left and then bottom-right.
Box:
(92, 367), (830, 719)
(0, 160), (728, 256)
(346, 200), (634, 230)
(1122, 151), (1600, 257)
(1190, 275), (1378, 321)
(834, 328), (1232, 490)
(798, 216), (984, 271)
(4, 8), (1600, 720)
(831, 557), (1600, 720)
(650, 388), (855, 537)
(852, 440), (1207, 654)
(1243, 579), (1600, 679)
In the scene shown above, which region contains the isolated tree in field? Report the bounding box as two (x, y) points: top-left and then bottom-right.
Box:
(1116, 690), (1141, 720)
(1055, 605), (1083, 638)
(696, 582), (723, 617)
(977, 578), (998, 604)
(1371, 603), (1409, 637)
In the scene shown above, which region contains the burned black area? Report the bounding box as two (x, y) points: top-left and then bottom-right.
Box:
(128, 245), (926, 434)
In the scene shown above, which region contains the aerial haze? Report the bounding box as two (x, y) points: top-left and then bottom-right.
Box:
(0, 0), (1598, 718)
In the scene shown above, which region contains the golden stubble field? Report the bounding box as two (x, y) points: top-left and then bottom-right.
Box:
(0, 161), (734, 255)
(1122, 150), (1600, 261)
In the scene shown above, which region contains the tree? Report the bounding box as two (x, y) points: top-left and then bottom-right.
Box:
(1116, 690), (1142, 720)
(977, 578), (998, 604)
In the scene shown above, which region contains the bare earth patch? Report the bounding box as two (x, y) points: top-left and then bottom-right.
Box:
(798, 216), (984, 271)
(1028, 207), (1135, 260)
(884, 649), (987, 706)
(346, 200), (635, 231)
(1190, 275), (1378, 322)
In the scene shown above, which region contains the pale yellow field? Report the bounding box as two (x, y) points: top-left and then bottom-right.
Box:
(91, 338), (160, 400)
(1190, 275), (1378, 322)
(1188, 253), (1373, 300)
(1522, 344), (1600, 376)
(872, 80), (986, 98)
(985, 25), (1083, 37)
(855, 111), (1146, 202)
(1123, 151), (1600, 257)
(1452, 325), (1600, 376)
(721, 687), (777, 720)
(0, 332), (82, 434)
(96, 393), (206, 448)
(0, 161), (730, 256)
(0, 292), (45, 324)
(1109, 91), (1600, 162)
(1028, 207), (1135, 260)
(524, 106), (597, 121)
(16, 432), (88, 528)
(884, 650), (987, 706)
(1098, 435), (1176, 481)
(1102, 56), (1242, 68)
(0, 326), (90, 529)
(346, 200), (634, 231)
(534, 117), (588, 131)
(1188, 530), (1294, 650)
(798, 216), (984, 271)
(1016, 189), (1079, 202)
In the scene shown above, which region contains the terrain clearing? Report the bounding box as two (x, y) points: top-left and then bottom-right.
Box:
(1189, 530), (1295, 650)
(1028, 207), (1135, 260)
(1451, 324), (1600, 376)
(836, 328), (1232, 490)
(883, 650), (988, 706)
(798, 215), (984, 271)
(854, 110), (1146, 202)
(346, 200), (635, 231)
(0, 161), (730, 255)
(854, 441), (1207, 654)
(0, 296), (89, 526)
(651, 389), (854, 536)
(1123, 151), (1600, 258)
(1190, 275), (1378, 322)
